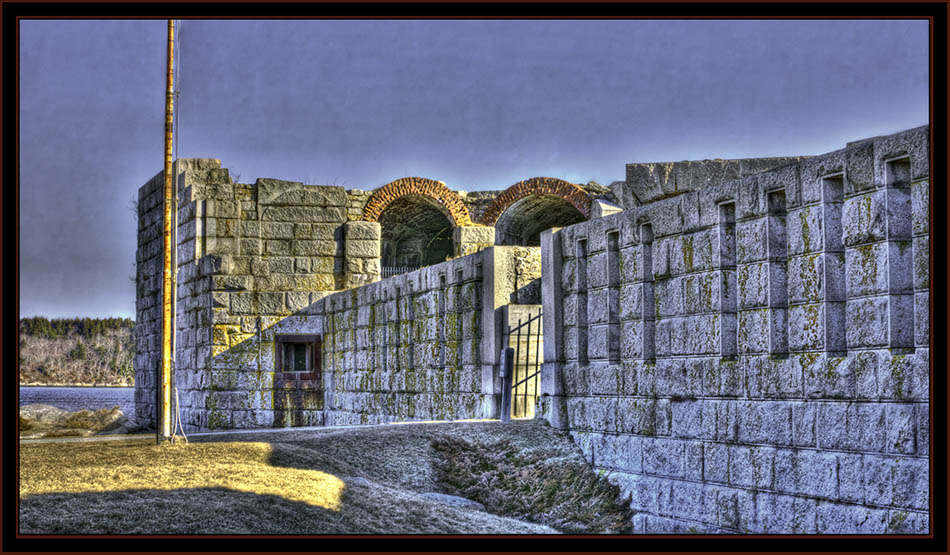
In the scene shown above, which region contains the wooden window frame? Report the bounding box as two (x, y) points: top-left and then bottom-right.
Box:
(274, 334), (322, 380)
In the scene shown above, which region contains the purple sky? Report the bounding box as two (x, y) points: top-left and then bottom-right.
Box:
(18, 19), (928, 319)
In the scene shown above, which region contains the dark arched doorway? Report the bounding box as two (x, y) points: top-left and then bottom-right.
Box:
(378, 196), (454, 274)
(494, 194), (587, 246)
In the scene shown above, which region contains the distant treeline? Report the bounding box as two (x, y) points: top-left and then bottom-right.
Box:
(19, 316), (134, 339)
(19, 317), (136, 386)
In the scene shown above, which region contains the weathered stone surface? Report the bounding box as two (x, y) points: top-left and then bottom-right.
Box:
(138, 128), (929, 534)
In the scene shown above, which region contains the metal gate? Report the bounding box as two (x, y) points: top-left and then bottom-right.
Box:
(501, 309), (542, 420)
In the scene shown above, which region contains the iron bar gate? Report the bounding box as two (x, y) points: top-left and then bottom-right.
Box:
(501, 309), (542, 420)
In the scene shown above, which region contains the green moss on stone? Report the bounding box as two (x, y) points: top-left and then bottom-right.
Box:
(682, 235), (694, 272)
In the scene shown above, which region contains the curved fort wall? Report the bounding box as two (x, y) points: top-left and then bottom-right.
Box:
(540, 125), (930, 533)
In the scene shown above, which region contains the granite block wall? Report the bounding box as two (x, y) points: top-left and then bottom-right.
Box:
(314, 245), (541, 425)
(133, 169), (165, 426)
(540, 125), (930, 534)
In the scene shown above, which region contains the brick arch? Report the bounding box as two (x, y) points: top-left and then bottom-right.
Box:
(479, 177), (592, 225)
(362, 177), (472, 227)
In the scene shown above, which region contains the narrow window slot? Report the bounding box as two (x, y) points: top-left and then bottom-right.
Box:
(884, 157), (914, 349)
(455, 269), (464, 366)
(394, 287), (402, 373)
(641, 224), (656, 362)
(822, 175), (847, 355)
(719, 203), (738, 359)
(407, 286), (415, 371)
(767, 190), (789, 357)
(607, 231), (621, 363)
(576, 239), (589, 365)
(439, 274), (447, 369)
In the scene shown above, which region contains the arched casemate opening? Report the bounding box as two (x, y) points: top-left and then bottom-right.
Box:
(378, 196), (455, 270)
(480, 178), (592, 246)
(495, 195), (587, 246)
(363, 178), (472, 275)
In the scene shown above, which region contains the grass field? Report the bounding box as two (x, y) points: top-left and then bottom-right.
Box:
(19, 419), (632, 535)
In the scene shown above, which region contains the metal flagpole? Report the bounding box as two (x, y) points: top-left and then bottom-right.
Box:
(159, 18), (175, 443)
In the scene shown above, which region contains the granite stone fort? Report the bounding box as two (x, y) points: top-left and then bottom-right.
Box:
(135, 125), (930, 533)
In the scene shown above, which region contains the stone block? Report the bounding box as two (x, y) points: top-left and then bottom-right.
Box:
(816, 401), (885, 452)
(917, 403), (930, 457)
(731, 445), (775, 490)
(255, 291), (285, 315)
(655, 277), (684, 318)
(738, 309), (770, 354)
(737, 263), (769, 309)
(619, 283), (643, 322)
(737, 400), (792, 446)
(560, 259), (577, 293)
(845, 297), (889, 348)
(587, 251), (608, 289)
(654, 318), (671, 357)
(703, 441), (729, 484)
(791, 401), (816, 447)
(344, 220), (381, 241)
(619, 245), (642, 284)
(655, 398), (671, 436)
(787, 254), (823, 304)
(737, 175), (764, 220)
(736, 218), (768, 263)
(260, 222), (295, 240)
(642, 437), (684, 478)
(292, 239), (338, 257)
(671, 480), (718, 524)
(879, 349), (927, 403)
(774, 449), (837, 499)
(843, 191), (887, 246)
(788, 303), (825, 352)
(587, 288), (609, 325)
(671, 230), (714, 274)
(843, 139), (876, 191)
(787, 205), (824, 256)
(913, 235), (929, 289)
(230, 292), (254, 315)
(817, 501), (888, 534)
(885, 403), (917, 455)
(863, 455), (928, 510)
(911, 180), (929, 235)
(705, 359), (744, 398)
(587, 361), (617, 395)
(832, 452), (864, 504)
(586, 325), (608, 361)
(800, 150), (846, 204)
(683, 272), (719, 314)
(711, 400), (739, 442)
(671, 400), (703, 440)
(344, 239), (380, 260)
(873, 125), (929, 182)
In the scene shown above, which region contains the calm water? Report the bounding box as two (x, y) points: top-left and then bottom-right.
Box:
(19, 386), (135, 417)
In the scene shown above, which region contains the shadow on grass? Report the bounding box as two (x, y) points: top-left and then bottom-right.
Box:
(19, 433), (560, 534)
(197, 419), (630, 534)
(19, 488), (342, 535)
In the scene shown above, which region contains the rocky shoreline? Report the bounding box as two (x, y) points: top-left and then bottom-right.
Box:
(19, 404), (147, 439)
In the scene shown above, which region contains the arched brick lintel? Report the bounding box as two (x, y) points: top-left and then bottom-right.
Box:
(479, 177), (592, 225)
(362, 177), (473, 227)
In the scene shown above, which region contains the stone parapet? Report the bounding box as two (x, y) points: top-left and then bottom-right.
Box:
(542, 125), (930, 534)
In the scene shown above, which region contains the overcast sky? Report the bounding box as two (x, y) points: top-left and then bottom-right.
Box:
(19, 19), (928, 319)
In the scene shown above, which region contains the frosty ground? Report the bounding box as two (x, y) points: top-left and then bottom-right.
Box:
(19, 419), (632, 535)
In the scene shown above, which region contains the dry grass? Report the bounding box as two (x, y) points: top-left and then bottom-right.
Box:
(432, 437), (633, 534)
(21, 420), (623, 534)
(20, 441), (345, 512)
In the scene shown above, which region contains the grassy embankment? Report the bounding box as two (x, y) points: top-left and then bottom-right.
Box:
(18, 317), (134, 386)
(20, 419), (633, 534)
